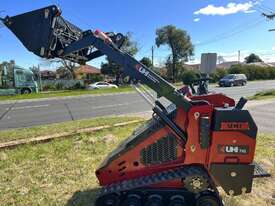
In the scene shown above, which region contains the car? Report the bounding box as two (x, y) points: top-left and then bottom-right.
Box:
(219, 74), (247, 87)
(88, 82), (118, 89)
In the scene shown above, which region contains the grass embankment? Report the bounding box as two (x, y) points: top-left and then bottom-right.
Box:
(0, 117), (274, 206)
(0, 86), (133, 101)
(249, 89), (275, 100)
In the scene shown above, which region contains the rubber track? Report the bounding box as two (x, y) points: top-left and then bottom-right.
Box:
(99, 166), (208, 196)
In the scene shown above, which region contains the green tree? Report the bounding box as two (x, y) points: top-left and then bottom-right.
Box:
(245, 53), (263, 64)
(101, 32), (138, 84)
(140, 57), (152, 68)
(155, 25), (194, 82)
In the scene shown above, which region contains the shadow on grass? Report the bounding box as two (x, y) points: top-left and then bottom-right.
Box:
(66, 188), (101, 206)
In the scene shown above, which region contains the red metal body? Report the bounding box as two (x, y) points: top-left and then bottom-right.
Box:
(96, 93), (257, 193)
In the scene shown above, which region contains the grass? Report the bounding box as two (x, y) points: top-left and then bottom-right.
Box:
(0, 119), (274, 206)
(0, 86), (133, 101)
(249, 89), (275, 100)
(0, 116), (143, 143)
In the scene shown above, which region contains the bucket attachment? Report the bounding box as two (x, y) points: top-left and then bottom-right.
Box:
(1, 5), (124, 64)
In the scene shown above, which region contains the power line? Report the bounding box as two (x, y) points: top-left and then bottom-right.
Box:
(196, 18), (265, 47)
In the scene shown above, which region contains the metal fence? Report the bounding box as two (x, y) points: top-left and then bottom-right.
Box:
(41, 79), (84, 90)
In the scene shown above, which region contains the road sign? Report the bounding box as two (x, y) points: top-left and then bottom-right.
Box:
(200, 53), (217, 74)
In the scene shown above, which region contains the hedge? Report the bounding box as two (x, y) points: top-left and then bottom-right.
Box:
(180, 64), (275, 84)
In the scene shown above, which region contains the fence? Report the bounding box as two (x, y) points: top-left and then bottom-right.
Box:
(41, 79), (85, 90)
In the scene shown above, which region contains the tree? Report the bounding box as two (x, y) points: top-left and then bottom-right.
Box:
(245, 53), (263, 64)
(40, 58), (77, 79)
(155, 25), (194, 82)
(140, 57), (152, 68)
(101, 32), (139, 84)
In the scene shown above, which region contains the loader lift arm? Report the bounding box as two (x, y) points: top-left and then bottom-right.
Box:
(61, 29), (192, 111)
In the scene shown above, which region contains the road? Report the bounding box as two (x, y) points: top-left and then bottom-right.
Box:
(0, 80), (275, 133)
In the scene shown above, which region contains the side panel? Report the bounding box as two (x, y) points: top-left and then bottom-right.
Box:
(210, 164), (254, 196)
(184, 105), (214, 165)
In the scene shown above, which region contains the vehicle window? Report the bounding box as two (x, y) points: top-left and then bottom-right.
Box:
(26, 74), (33, 82)
(224, 74), (235, 79)
(16, 71), (26, 82)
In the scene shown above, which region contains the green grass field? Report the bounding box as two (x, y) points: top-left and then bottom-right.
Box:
(249, 89), (275, 100)
(0, 86), (133, 101)
(0, 117), (274, 206)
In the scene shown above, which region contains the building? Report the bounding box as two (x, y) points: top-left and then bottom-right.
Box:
(40, 70), (56, 80)
(74, 65), (101, 82)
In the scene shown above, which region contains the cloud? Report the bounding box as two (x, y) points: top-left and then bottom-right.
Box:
(244, 10), (256, 13)
(272, 46), (275, 50)
(194, 18), (200, 22)
(194, 2), (256, 16)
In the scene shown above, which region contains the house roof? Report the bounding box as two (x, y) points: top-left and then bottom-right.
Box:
(75, 65), (100, 74)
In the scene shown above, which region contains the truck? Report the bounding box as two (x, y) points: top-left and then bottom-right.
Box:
(0, 63), (38, 95)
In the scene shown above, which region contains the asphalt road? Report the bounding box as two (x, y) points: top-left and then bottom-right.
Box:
(0, 80), (275, 133)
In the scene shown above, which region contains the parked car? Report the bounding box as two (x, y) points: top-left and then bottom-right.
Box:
(88, 82), (118, 89)
(219, 74), (247, 87)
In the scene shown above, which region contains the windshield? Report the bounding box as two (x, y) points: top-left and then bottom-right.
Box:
(223, 75), (235, 79)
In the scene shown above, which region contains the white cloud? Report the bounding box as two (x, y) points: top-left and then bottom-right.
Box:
(194, 18), (200, 22)
(244, 10), (256, 14)
(272, 46), (275, 50)
(194, 2), (255, 16)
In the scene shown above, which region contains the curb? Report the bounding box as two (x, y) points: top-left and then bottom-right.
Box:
(0, 119), (144, 150)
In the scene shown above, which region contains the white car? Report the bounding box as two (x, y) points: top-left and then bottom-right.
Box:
(88, 82), (118, 89)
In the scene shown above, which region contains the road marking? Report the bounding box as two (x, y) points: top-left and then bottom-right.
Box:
(11, 104), (50, 110)
(91, 100), (145, 110)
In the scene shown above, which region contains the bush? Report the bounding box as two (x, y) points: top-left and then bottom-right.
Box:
(210, 68), (228, 82)
(71, 82), (84, 90)
(210, 64), (275, 82)
(56, 82), (64, 90)
(182, 70), (199, 85)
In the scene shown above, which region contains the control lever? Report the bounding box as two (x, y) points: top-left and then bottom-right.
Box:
(235, 97), (248, 110)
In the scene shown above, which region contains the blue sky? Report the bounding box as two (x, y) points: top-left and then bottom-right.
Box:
(0, 0), (275, 69)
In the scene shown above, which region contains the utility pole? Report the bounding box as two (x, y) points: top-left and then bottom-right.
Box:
(151, 46), (154, 67)
(238, 50), (241, 63)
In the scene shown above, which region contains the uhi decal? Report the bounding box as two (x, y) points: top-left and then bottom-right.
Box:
(135, 64), (159, 84)
(220, 122), (250, 130)
(218, 145), (249, 155)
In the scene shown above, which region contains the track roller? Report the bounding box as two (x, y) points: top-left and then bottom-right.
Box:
(145, 194), (163, 206)
(168, 195), (187, 206)
(195, 193), (221, 206)
(122, 194), (142, 206)
(96, 193), (120, 206)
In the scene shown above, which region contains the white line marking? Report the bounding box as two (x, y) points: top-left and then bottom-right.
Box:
(91, 100), (145, 110)
(11, 104), (50, 110)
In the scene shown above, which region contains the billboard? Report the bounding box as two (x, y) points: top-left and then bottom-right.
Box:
(200, 53), (217, 74)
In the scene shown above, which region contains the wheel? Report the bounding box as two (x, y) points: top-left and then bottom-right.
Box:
(122, 194), (142, 206)
(168, 195), (187, 206)
(196, 195), (220, 206)
(96, 194), (120, 206)
(145, 194), (163, 206)
(229, 82), (234, 87)
(21, 88), (31, 94)
(242, 81), (246, 86)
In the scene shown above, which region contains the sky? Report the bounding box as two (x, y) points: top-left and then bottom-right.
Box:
(0, 0), (275, 70)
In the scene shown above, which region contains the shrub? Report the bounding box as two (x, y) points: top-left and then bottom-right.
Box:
(55, 82), (64, 90)
(182, 70), (199, 85)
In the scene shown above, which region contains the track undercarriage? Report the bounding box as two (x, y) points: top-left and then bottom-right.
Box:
(96, 165), (223, 206)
